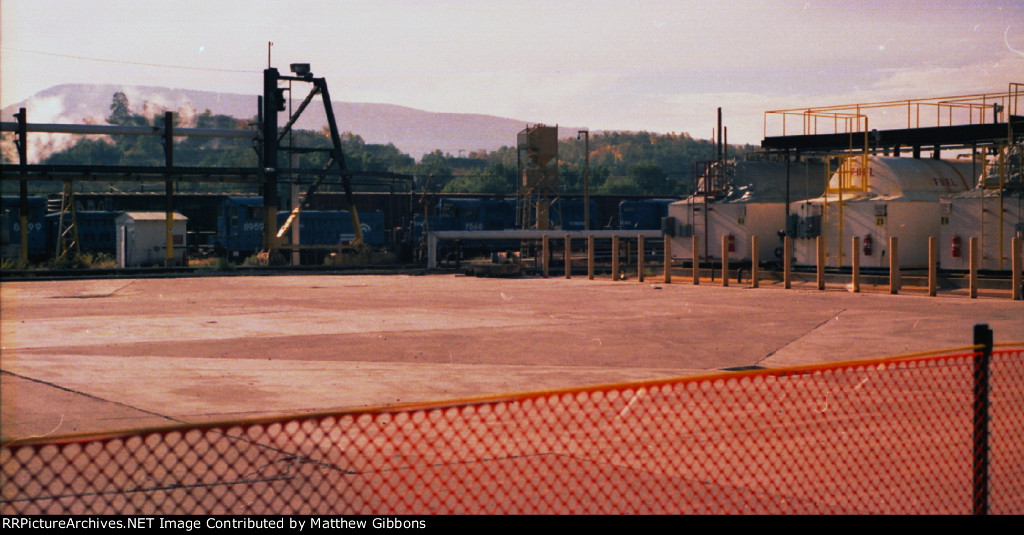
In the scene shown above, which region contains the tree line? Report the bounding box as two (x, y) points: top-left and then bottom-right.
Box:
(2, 93), (757, 197)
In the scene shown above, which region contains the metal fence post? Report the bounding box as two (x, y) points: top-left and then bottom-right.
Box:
(972, 323), (993, 516)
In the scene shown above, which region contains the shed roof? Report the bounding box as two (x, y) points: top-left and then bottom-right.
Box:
(118, 211), (188, 222)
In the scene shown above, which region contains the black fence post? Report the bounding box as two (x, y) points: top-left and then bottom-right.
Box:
(972, 323), (993, 515)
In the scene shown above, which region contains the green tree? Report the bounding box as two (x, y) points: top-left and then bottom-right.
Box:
(627, 162), (667, 195)
(108, 92), (131, 125)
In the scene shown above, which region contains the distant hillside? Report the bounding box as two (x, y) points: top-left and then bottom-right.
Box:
(2, 84), (581, 161)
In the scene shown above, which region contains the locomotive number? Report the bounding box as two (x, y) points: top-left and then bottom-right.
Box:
(11, 222), (43, 232)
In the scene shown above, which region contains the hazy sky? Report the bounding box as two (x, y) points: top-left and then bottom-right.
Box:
(2, 0), (1022, 145)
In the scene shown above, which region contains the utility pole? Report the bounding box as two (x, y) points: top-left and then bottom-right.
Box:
(262, 67), (281, 254)
(578, 130), (590, 231)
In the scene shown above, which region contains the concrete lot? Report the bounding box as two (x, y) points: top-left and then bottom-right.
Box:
(1, 273), (1021, 442)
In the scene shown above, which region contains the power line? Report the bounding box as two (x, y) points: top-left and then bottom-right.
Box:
(1, 46), (260, 74)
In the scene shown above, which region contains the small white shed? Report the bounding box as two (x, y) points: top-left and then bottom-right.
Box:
(116, 212), (188, 267)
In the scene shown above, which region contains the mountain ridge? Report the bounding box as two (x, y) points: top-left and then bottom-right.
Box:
(2, 83), (588, 161)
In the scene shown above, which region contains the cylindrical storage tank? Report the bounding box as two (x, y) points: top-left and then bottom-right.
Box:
(669, 159), (825, 264)
(791, 156), (977, 268)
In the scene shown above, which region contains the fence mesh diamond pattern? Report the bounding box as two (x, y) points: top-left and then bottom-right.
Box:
(2, 348), (1022, 514)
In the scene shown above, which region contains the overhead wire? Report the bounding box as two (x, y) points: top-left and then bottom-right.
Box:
(1, 46), (260, 74)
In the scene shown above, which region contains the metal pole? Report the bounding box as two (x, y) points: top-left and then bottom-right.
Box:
(785, 149), (791, 225)
(717, 107), (723, 164)
(291, 177), (300, 266)
(579, 130), (590, 232)
(317, 77), (362, 245)
(262, 68), (280, 254)
(750, 235), (758, 288)
(15, 108), (28, 264)
(164, 111), (175, 267)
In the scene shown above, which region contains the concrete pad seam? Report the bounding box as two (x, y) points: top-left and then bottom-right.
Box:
(0, 369), (183, 427)
(755, 308), (849, 367)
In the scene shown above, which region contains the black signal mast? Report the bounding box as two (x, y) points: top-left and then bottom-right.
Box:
(262, 63), (364, 254)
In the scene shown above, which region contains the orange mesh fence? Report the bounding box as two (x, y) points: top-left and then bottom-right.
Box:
(1, 347), (1022, 515)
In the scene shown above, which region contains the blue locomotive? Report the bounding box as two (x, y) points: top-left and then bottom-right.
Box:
(215, 196), (389, 259)
(618, 199), (674, 230)
(2, 193), (678, 265)
(45, 211), (121, 257)
(1, 196), (48, 260)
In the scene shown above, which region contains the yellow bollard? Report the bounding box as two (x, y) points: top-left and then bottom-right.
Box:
(588, 235), (595, 280)
(851, 236), (860, 293)
(637, 235), (645, 282)
(611, 235), (620, 281)
(784, 236), (792, 289)
(970, 237), (978, 299)
(663, 235), (672, 284)
(928, 236), (937, 297)
(564, 235), (571, 279)
(750, 235), (759, 288)
(721, 234), (729, 287)
(889, 236), (899, 295)
(542, 234), (550, 278)
(692, 235), (700, 285)
(816, 236), (825, 291)
(1012, 238), (1022, 300)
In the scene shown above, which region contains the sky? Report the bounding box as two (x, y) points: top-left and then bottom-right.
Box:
(2, 0), (1023, 146)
